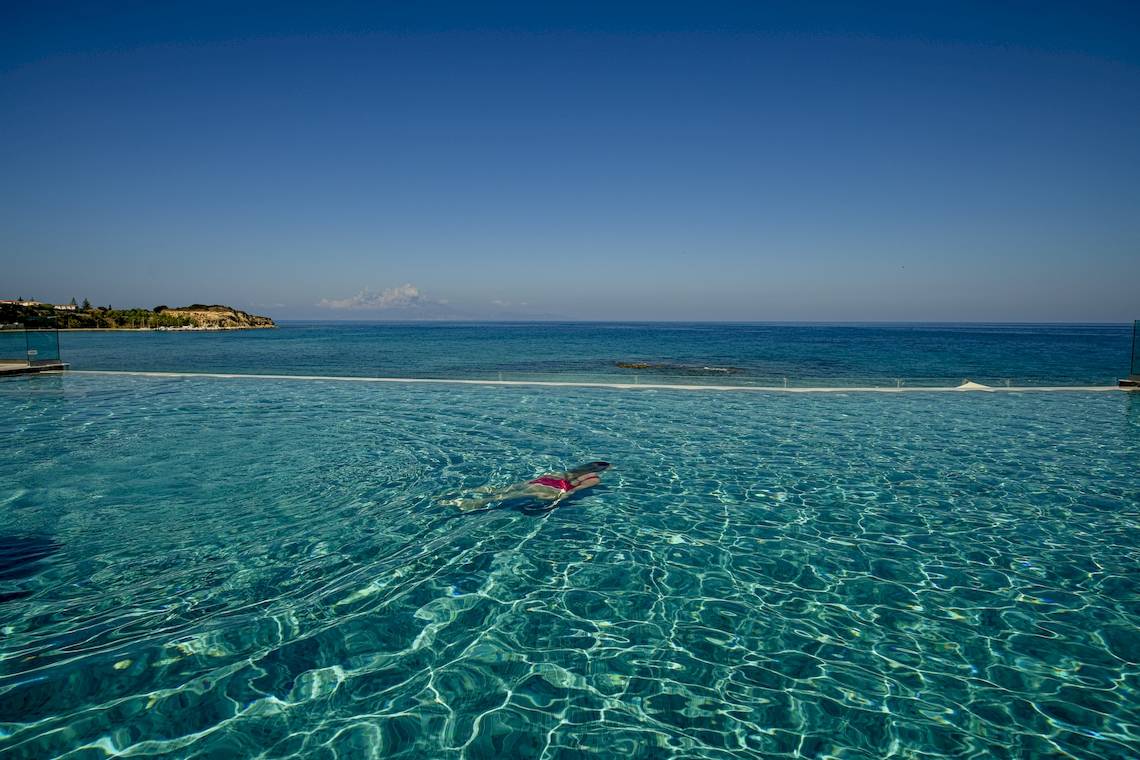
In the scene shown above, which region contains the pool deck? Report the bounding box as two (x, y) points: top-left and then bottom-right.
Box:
(0, 361), (69, 376)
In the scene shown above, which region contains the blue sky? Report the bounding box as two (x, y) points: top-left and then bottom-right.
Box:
(2, 2), (1138, 321)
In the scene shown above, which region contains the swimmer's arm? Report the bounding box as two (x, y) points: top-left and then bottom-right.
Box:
(570, 474), (601, 491)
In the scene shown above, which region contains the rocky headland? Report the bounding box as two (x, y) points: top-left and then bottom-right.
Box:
(0, 302), (276, 330)
(151, 305), (276, 330)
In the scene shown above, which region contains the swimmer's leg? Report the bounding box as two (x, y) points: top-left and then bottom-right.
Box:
(440, 484), (514, 510)
(441, 484), (529, 511)
(440, 496), (494, 511)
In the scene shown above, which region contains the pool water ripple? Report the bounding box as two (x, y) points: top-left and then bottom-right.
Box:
(0, 375), (1138, 758)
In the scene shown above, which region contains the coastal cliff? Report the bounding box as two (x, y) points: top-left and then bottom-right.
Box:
(0, 302), (276, 330)
(153, 305), (276, 330)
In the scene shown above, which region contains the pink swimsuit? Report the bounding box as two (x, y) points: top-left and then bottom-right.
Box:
(529, 476), (574, 492)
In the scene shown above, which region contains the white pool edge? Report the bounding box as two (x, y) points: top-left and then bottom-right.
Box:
(65, 370), (1129, 393)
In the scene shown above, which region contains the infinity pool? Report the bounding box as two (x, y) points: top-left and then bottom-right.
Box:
(1, 374), (1138, 758)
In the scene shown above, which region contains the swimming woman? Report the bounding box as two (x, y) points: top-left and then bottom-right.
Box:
(442, 461), (611, 512)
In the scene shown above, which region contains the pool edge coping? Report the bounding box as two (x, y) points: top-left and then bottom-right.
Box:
(62, 370), (1129, 393)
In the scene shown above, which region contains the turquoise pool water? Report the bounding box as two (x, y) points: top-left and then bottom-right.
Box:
(1, 374), (1138, 758)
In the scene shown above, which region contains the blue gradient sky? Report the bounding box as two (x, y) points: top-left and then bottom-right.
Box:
(3, 2), (1138, 321)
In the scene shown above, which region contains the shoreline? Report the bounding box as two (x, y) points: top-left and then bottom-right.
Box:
(54, 325), (277, 332)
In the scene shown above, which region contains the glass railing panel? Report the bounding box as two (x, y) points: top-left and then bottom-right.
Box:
(26, 329), (61, 364)
(20, 317), (62, 365)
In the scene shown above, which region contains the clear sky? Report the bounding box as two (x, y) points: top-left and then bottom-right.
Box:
(3, 1), (1138, 321)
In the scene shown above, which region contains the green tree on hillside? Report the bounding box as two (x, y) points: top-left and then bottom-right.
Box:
(82, 298), (91, 310)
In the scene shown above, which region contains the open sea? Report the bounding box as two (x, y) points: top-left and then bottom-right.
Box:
(1, 323), (1138, 758)
(52, 321), (1133, 387)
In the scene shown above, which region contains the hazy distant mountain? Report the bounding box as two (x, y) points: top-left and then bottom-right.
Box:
(315, 285), (565, 320)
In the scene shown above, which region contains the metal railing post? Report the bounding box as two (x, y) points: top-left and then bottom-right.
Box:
(1132, 320), (1139, 379)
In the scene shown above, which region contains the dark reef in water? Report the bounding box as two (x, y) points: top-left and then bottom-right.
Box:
(0, 534), (61, 603)
(616, 361), (741, 375)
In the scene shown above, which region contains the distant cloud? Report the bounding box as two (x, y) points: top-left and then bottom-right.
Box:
(319, 284), (428, 310)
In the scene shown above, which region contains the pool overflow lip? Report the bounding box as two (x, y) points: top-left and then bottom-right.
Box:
(62, 370), (1128, 392)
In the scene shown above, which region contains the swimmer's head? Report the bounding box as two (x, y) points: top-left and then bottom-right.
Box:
(570, 461), (611, 475)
